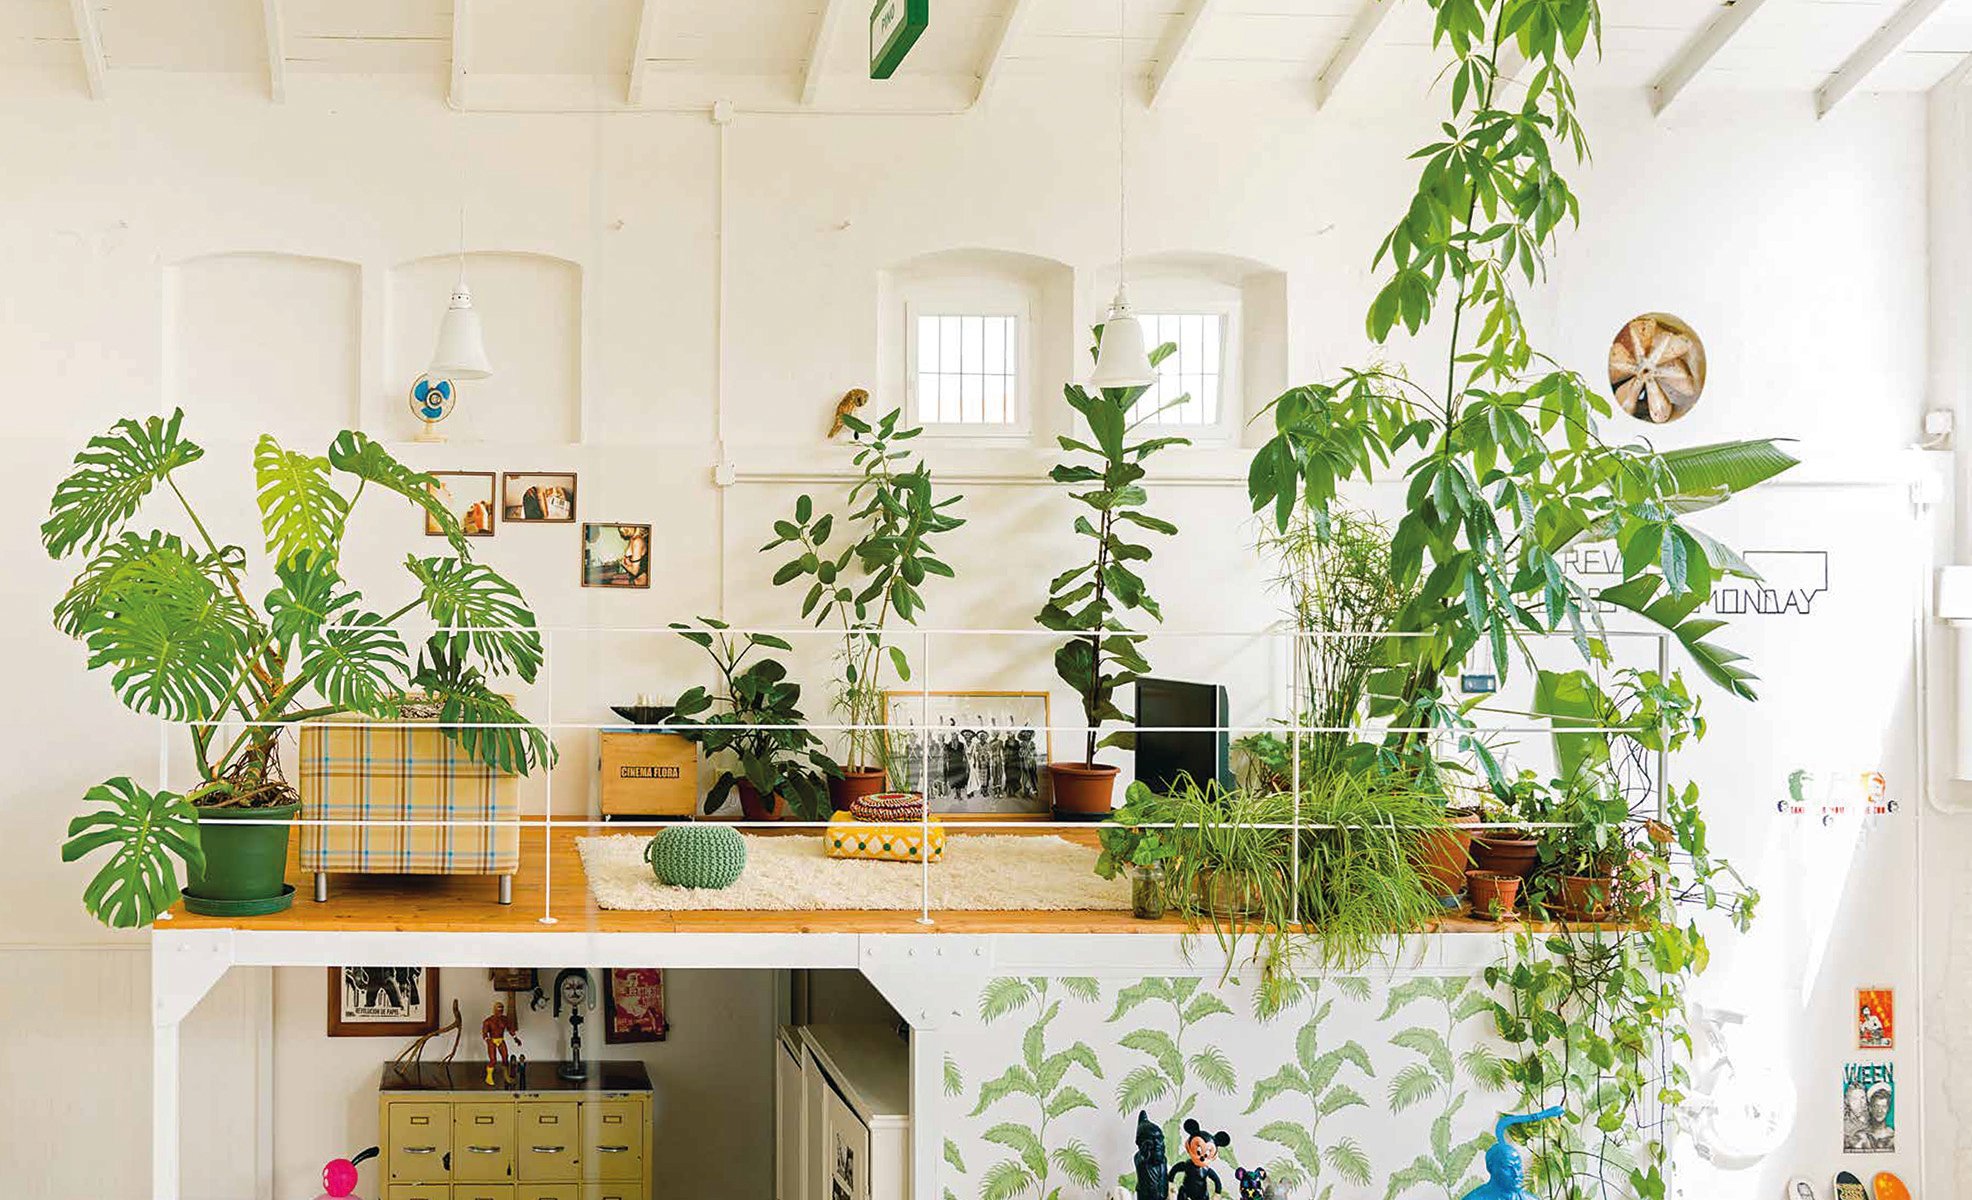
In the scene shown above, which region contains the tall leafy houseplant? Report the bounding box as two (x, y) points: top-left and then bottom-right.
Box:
(1037, 331), (1188, 816)
(762, 406), (964, 807)
(45, 411), (550, 927)
(1238, 3), (1776, 1197)
(665, 620), (839, 821)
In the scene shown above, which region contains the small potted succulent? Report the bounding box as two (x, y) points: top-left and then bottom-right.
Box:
(665, 620), (839, 821)
(1035, 329), (1188, 818)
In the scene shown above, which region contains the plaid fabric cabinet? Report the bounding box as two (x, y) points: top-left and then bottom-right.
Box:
(299, 714), (521, 903)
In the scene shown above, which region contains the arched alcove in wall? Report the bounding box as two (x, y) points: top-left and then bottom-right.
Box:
(876, 247), (1075, 441)
(1115, 251), (1290, 447)
(386, 251), (583, 445)
(164, 251), (363, 443)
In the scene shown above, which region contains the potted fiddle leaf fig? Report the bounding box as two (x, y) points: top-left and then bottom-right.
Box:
(1036, 330), (1188, 818)
(46, 410), (552, 926)
(762, 406), (964, 809)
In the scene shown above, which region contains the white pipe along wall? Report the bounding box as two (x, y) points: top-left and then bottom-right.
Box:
(0, 61), (1958, 1200)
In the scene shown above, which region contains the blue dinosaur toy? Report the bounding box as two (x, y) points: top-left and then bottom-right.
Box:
(1458, 1108), (1564, 1200)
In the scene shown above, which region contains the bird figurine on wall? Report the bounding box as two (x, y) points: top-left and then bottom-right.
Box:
(1132, 1110), (1168, 1200)
(827, 387), (870, 438)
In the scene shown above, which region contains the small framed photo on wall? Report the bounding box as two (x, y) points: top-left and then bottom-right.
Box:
(327, 967), (440, 1037)
(582, 523), (651, 589)
(425, 471), (496, 538)
(603, 968), (668, 1044)
(1857, 987), (1894, 1049)
(500, 472), (578, 523)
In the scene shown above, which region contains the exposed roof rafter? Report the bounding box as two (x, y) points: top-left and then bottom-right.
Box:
(1648, 0), (1775, 117)
(67, 0), (106, 100)
(449, 0), (470, 108)
(1816, 0), (1950, 118)
(974, 0), (1037, 107)
(1314, 0), (1395, 109)
(627, 0), (659, 106)
(261, 0), (286, 103)
(801, 0), (856, 106)
(1148, 0), (1219, 109)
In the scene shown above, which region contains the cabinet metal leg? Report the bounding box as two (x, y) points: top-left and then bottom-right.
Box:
(498, 874), (513, 905)
(313, 871), (328, 903)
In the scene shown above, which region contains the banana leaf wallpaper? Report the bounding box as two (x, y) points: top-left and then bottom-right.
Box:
(936, 975), (1519, 1200)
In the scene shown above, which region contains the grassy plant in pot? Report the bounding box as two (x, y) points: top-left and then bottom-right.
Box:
(45, 412), (551, 926)
(665, 620), (839, 821)
(1036, 331), (1188, 818)
(761, 406), (963, 809)
(1092, 783), (1180, 920)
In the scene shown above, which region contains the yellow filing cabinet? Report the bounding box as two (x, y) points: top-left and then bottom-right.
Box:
(379, 1062), (653, 1200)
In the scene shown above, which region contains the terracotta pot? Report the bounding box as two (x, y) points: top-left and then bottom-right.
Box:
(1471, 831), (1540, 879)
(734, 781), (786, 822)
(1415, 814), (1479, 906)
(1558, 870), (1618, 921)
(1048, 762), (1119, 820)
(828, 767), (887, 813)
(1466, 870), (1521, 921)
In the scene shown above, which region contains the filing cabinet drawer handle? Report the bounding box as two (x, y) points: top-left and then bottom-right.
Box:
(466, 1145), (501, 1154)
(403, 1146), (438, 1155)
(530, 1145), (567, 1153)
(597, 1144), (631, 1153)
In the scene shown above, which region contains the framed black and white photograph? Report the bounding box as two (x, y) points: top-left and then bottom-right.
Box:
(326, 967), (440, 1037)
(581, 522), (651, 589)
(500, 471), (577, 523)
(425, 471), (496, 538)
(883, 690), (1050, 817)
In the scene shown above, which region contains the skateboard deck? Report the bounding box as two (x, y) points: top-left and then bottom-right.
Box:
(1872, 1172), (1909, 1200)
(1833, 1171), (1869, 1200)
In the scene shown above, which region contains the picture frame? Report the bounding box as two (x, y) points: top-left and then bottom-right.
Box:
(602, 968), (668, 1044)
(326, 967), (440, 1037)
(499, 471), (578, 524)
(1857, 987), (1894, 1049)
(425, 471), (496, 538)
(882, 690), (1051, 818)
(582, 522), (652, 589)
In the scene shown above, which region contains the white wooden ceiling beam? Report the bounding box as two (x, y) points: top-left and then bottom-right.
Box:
(974, 0), (1037, 106)
(1647, 0), (1775, 117)
(1147, 0), (1218, 108)
(627, 0), (659, 106)
(1314, 0), (1395, 109)
(449, 0), (470, 108)
(261, 0), (286, 103)
(801, 0), (856, 106)
(67, 0), (106, 100)
(1816, 0), (1951, 117)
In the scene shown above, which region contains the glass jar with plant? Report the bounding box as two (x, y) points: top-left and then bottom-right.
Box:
(45, 412), (551, 926)
(1093, 783), (1180, 919)
(761, 406), (963, 810)
(1036, 331), (1188, 817)
(664, 619), (839, 822)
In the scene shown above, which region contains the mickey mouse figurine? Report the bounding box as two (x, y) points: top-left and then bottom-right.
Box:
(1234, 1166), (1271, 1200)
(1169, 1118), (1232, 1200)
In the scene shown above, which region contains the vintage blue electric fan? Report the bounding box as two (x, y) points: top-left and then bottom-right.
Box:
(408, 374), (456, 442)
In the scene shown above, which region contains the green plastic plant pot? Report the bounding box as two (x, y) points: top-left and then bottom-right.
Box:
(183, 802), (299, 913)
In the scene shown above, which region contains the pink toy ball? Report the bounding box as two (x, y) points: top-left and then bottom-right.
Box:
(318, 1147), (378, 1200)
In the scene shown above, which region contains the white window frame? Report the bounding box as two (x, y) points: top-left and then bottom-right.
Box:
(902, 280), (1034, 440)
(1126, 281), (1243, 445)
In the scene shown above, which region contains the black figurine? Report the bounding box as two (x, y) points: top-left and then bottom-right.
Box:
(1235, 1165), (1271, 1200)
(1132, 1110), (1167, 1200)
(1170, 1118), (1231, 1200)
(550, 967), (596, 1081)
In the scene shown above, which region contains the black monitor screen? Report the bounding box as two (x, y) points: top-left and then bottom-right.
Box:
(1135, 677), (1231, 795)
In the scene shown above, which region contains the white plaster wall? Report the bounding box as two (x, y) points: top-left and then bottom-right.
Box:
(0, 66), (1938, 1199)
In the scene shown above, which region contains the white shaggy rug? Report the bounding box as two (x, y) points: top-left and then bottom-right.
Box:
(575, 833), (1131, 911)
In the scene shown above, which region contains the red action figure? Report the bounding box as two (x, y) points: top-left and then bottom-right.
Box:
(482, 1001), (522, 1086)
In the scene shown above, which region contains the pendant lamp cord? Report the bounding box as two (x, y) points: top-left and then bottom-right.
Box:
(457, 204), (468, 287)
(1116, 0), (1127, 296)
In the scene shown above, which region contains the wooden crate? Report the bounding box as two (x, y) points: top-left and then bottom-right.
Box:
(598, 732), (698, 818)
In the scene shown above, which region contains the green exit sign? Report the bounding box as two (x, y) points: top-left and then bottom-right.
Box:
(870, 0), (928, 79)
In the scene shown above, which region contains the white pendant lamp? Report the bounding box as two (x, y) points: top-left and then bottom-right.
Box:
(428, 207), (493, 381)
(428, 281), (492, 380)
(1089, 0), (1154, 391)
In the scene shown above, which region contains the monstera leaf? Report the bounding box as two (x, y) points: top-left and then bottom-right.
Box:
(253, 435), (350, 564)
(412, 639), (553, 775)
(53, 530), (201, 638)
(43, 409), (204, 559)
(326, 431), (466, 553)
(405, 556), (544, 682)
(60, 777), (205, 929)
(300, 610), (410, 716)
(76, 542), (258, 722)
(264, 550), (360, 652)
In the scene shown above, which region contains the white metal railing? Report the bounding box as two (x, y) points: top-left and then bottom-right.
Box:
(164, 623), (1672, 927)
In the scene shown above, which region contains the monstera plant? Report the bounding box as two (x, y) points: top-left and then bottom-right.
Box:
(45, 410), (551, 928)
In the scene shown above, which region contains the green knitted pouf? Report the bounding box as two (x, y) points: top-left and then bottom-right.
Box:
(643, 825), (747, 889)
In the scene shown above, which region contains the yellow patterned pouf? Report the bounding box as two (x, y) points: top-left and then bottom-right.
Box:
(825, 811), (946, 863)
